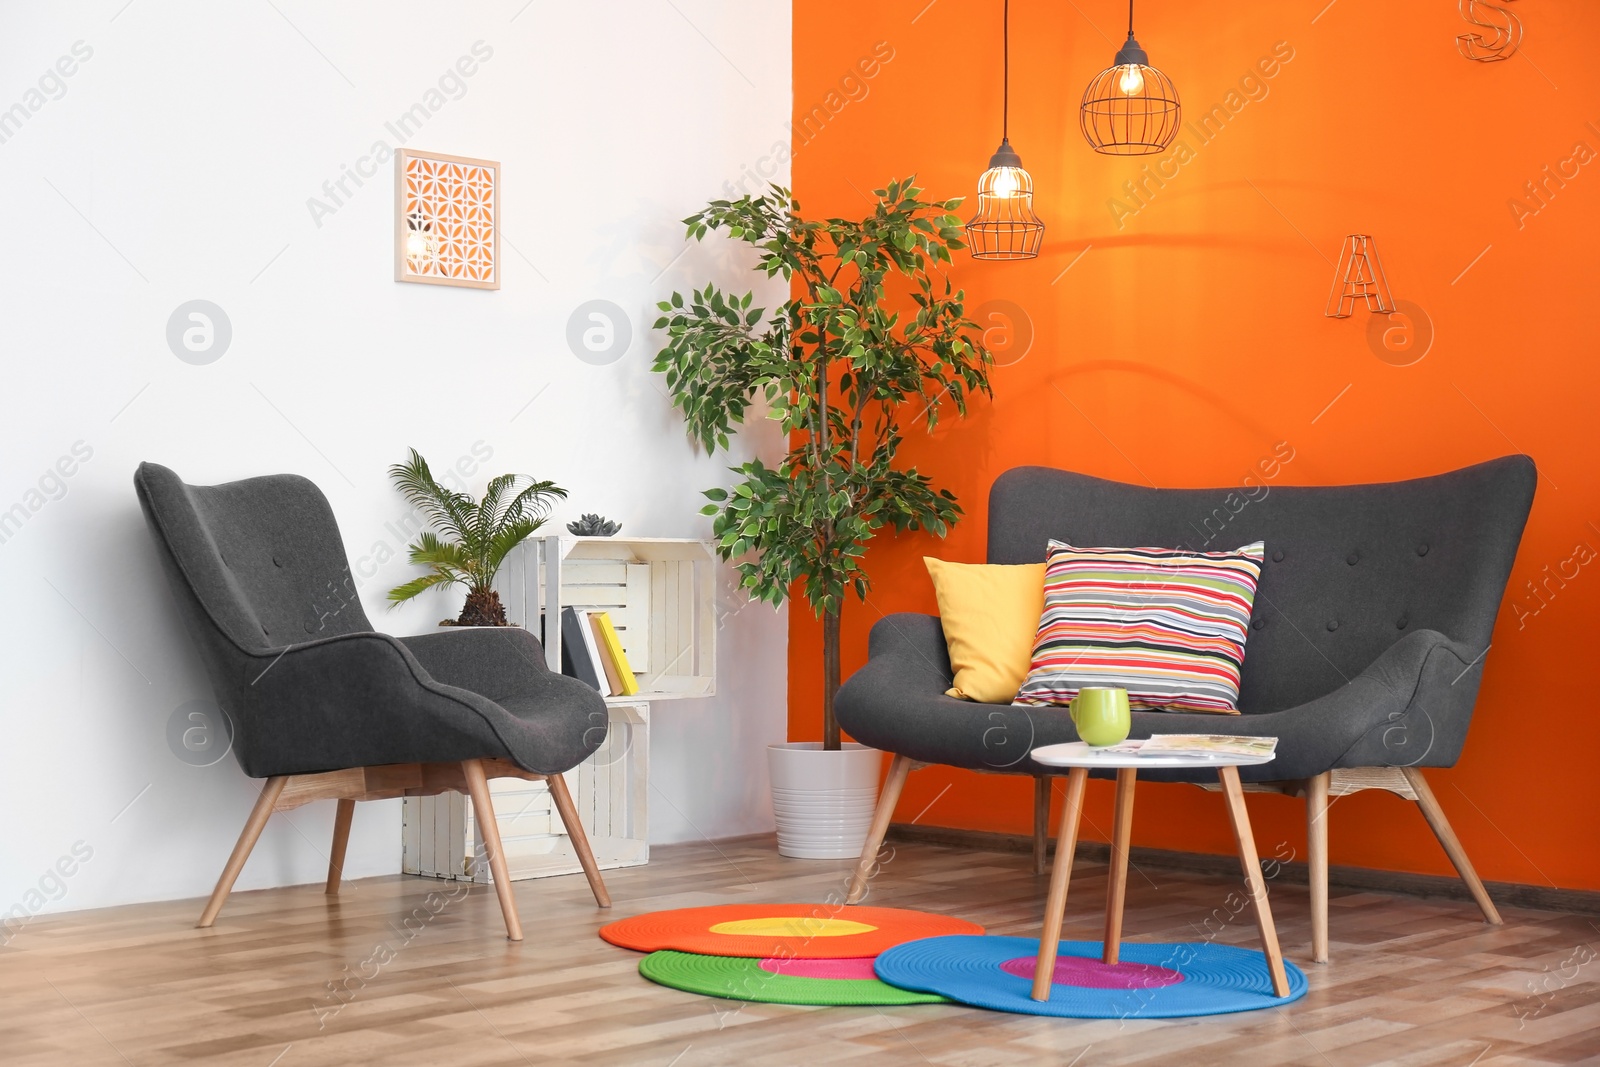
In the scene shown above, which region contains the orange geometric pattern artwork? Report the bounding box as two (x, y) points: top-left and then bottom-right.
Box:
(394, 149), (500, 290)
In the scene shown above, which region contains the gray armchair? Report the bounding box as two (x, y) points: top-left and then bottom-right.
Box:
(135, 462), (612, 938)
(838, 456), (1536, 961)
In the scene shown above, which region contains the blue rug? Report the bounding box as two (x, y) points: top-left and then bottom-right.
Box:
(874, 936), (1307, 1018)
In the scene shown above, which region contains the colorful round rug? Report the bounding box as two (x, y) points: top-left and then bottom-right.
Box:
(599, 904), (982, 958)
(639, 951), (950, 1006)
(873, 936), (1308, 1018)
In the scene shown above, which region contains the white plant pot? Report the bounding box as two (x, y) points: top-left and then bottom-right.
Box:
(767, 742), (883, 859)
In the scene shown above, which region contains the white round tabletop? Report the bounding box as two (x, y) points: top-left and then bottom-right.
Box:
(1029, 741), (1277, 770)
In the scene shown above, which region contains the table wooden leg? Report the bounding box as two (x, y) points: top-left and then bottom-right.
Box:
(1032, 768), (1088, 1002)
(1102, 768), (1137, 966)
(1219, 765), (1290, 997)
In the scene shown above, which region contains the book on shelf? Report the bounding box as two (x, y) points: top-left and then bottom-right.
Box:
(1096, 735), (1278, 760)
(559, 607), (604, 692)
(589, 612), (624, 695)
(589, 610), (640, 697)
(575, 608), (615, 696)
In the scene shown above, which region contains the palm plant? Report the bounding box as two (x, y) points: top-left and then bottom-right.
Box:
(387, 448), (567, 626)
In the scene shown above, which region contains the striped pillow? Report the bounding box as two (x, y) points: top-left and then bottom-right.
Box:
(1014, 540), (1265, 714)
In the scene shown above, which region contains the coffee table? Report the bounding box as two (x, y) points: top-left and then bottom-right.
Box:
(1027, 741), (1289, 1002)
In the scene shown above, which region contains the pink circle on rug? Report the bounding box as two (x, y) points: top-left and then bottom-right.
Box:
(999, 955), (1185, 990)
(759, 956), (880, 980)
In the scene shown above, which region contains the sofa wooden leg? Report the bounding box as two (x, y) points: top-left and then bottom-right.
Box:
(325, 798), (355, 896)
(198, 776), (288, 928)
(547, 772), (612, 908)
(1033, 775), (1052, 876)
(1401, 767), (1503, 925)
(846, 754), (912, 905)
(1306, 771), (1330, 963)
(461, 759), (523, 941)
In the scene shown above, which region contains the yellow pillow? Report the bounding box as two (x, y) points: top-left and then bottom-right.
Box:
(924, 557), (1047, 703)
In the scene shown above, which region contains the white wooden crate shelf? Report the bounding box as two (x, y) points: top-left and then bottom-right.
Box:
(503, 534), (718, 702)
(403, 535), (716, 883)
(402, 702), (648, 883)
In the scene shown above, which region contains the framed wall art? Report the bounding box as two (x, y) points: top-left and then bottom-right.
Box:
(394, 148), (500, 290)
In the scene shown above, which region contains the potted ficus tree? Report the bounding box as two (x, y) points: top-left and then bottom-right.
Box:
(387, 448), (567, 626)
(653, 178), (991, 857)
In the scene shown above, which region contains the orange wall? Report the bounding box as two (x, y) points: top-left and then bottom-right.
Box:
(790, 0), (1600, 891)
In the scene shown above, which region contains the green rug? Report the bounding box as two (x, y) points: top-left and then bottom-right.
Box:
(638, 951), (949, 1006)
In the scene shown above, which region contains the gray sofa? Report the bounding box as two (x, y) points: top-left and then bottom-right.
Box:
(838, 456), (1536, 961)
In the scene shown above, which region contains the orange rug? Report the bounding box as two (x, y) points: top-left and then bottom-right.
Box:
(598, 904), (983, 958)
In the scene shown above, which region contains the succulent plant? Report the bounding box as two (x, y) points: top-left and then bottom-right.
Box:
(567, 513), (621, 537)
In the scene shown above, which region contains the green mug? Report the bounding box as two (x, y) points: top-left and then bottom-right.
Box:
(1070, 687), (1132, 747)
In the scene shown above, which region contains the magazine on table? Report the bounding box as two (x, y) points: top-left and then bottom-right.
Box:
(1092, 734), (1278, 760)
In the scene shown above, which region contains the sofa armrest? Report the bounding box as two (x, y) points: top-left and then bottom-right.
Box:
(1307, 625), (1485, 771)
(836, 613), (1018, 765)
(1094, 626), (1487, 782)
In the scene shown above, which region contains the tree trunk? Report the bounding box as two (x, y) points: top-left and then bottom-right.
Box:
(822, 607), (842, 751)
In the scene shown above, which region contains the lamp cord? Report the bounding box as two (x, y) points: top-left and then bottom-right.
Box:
(1127, 0), (1135, 36)
(1002, 0), (1009, 140)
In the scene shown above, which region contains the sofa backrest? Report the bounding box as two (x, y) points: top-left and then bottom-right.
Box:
(987, 455), (1536, 714)
(135, 462), (372, 654)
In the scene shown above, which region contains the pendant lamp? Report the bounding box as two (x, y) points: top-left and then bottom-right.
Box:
(966, 0), (1044, 261)
(1080, 0), (1180, 155)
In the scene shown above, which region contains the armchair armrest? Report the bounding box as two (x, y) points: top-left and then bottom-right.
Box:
(398, 626), (551, 701)
(221, 630), (523, 778)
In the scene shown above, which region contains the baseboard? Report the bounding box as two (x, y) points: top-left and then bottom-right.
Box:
(885, 823), (1600, 917)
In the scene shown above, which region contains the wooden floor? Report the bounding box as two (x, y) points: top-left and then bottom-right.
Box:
(2, 834), (1597, 1066)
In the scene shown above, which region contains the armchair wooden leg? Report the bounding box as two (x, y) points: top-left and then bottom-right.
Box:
(198, 776), (288, 929)
(461, 759), (523, 941)
(846, 754), (912, 905)
(325, 798), (355, 896)
(1033, 775), (1052, 875)
(1306, 771), (1330, 963)
(1401, 767), (1503, 925)
(546, 772), (612, 908)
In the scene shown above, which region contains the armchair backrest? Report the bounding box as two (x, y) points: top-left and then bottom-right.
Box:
(134, 462), (373, 655)
(987, 455), (1536, 714)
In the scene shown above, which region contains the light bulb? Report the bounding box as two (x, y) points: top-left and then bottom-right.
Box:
(1118, 63), (1145, 95)
(990, 167), (1020, 198)
(407, 229), (440, 260)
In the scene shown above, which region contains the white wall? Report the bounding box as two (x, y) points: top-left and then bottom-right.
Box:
(0, 0), (790, 922)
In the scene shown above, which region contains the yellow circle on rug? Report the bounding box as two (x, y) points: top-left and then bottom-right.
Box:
(709, 917), (878, 938)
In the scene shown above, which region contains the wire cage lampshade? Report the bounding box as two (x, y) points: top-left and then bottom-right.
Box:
(967, 138), (1045, 260)
(1080, 2), (1180, 155)
(966, 0), (1043, 260)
